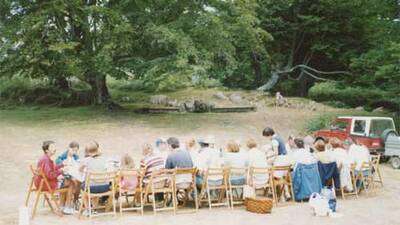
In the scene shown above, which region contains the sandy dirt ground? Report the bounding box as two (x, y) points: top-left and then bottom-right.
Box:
(0, 107), (399, 225)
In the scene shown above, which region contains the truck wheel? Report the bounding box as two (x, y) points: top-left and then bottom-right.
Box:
(391, 157), (400, 169)
(381, 129), (398, 143)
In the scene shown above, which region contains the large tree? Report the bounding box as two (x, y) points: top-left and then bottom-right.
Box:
(0, 0), (133, 105)
(256, 0), (398, 96)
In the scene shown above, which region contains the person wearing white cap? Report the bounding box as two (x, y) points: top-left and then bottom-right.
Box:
(196, 136), (223, 189)
(154, 138), (169, 164)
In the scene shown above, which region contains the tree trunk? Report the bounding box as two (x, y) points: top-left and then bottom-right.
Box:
(86, 73), (111, 105)
(54, 76), (70, 91)
(251, 51), (263, 87)
(257, 70), (280, 91)
(298, 74), (307, 97)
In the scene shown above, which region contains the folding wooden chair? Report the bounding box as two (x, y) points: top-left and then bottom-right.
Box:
(371, 154), (383, 187)
(174, 168), (198, 213)
(340, 164), (358, 199)
(25, 165), (68, 219)
(355, 162), (374, 196)
(144, 169), (177, 215)
(199, 168), (230, 209)
(227, 167), (247, 208)
(249, 167), (276, 203)
(78, 171), (117, 218)
(118, 169), (144, 216)
(271, 165), (294, 205)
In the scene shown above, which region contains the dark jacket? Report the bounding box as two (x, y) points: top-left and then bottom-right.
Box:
(317, 161), (340, 189)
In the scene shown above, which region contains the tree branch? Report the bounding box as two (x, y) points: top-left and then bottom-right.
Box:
(257, 64), (350, 91)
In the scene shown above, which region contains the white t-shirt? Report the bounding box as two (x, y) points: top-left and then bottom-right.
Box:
(247, 148), (269, 168)
(198, 147), (223, 181)
(223, 151), (248, 168)
(348, 144), (370, 170)
(290, 148), (317, 165)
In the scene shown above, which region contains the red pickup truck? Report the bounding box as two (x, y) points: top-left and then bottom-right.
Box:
(314, 116), (398, 152)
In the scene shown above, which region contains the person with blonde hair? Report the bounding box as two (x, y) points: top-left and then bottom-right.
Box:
(79, 141), (110, 216)
(120, 153), (138, 191)
(185, 138), (199, 167)
(246, 138), (270, 189)
(223, 140), (248, 185)
(140, 144), (165, 185)
(247, 138), (268, 168)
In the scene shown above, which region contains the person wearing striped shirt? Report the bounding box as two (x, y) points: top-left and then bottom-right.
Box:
(140, 144), (165, 186)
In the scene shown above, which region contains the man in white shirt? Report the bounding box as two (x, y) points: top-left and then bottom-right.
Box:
(196, 137), (223, 188)
(346, 139), (371, 171)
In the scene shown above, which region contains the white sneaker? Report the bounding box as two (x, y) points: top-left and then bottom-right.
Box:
(62, 207), (74, 215)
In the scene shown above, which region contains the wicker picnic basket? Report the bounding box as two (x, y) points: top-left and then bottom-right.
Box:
(244, 197), (273, 214)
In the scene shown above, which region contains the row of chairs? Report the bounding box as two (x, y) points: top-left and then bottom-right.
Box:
(25, 165), (294, 219)
(25, 154), (383, 219)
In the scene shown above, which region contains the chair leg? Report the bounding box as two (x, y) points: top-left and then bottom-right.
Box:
(88, 194), (92, 219)
(25, 180), (34, 207)
(172, 191), (177, 215)
(78, 194), (84, 219)
(119, 193), (123, 216)
(194, 185), (199, 211)
(31, 191), (42, 219)
(229, 183), (233, 209)
(152, 191), (157, 215)
(44, 194), (55, 213)
(206, 184), (212, 210)
(272, 184), (278, 206)
(140, 192), (144, 216)
(112, 189), (116, 217)
(377, 169), (383, 187)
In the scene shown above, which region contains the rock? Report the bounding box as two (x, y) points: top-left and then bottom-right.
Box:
(213, 92), (227, 100)
(193, 99), (214, 112)
(167, 99), (179, 107)
(181, 99), (195, 112)
(373, 106), (385, 112)
(229, 93), (243, 104)
(121, 96), (131, 102)
(150, 95), (168, 105)
(355, 106), (364, 111)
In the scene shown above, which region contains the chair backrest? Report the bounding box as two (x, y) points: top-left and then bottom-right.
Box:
(30, 165), (40, 177)
(149, 169), (176, 185)
(360, 162), (373, 171)
(30, 165), (56, 192)
(228, 167), (247, 178)
(85, 171), (118, 188)
(204, 168), (226, 182)
(175, 168), (197, 175)
(119, 169), (143, 188)
(250, 167), (270, 174)
(272, 165), (291, 171)
(249, 167), (271, 187)
(371, 155), (380, 166)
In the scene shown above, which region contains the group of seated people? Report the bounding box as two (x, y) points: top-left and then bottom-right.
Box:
(33, 127), (372, 215)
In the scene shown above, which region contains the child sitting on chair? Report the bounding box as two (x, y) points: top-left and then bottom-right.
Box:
(120, 153), (138, 190)
(55, 141), (80, 166)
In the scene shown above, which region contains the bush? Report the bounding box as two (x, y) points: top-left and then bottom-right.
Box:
(306, 114), (335, 132)
(108, 79), (147, 92)
(308, 82), (398, 110)
(0, 77), (92, 106)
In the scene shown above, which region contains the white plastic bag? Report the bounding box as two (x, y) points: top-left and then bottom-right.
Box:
(243, 185), (256, 199)
(309, 193), (330, 217)
(19, 206), (30, 225)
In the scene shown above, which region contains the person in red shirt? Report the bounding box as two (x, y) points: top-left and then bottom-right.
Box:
(34, 141), (75, 215)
